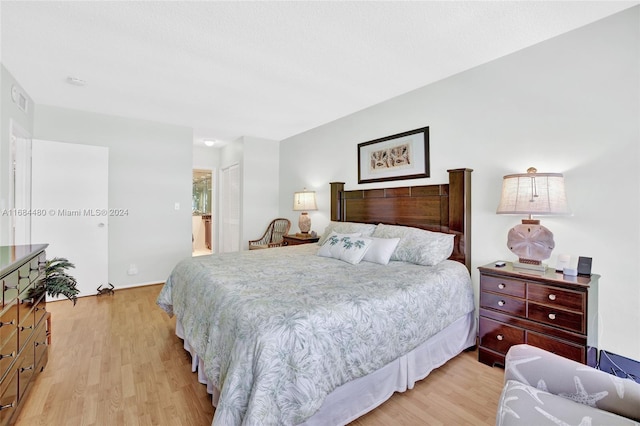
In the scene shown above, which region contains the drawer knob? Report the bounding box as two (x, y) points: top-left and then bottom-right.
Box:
(548, 294), (557, 301)
(0, 402), (14, 411)
(0, 320), (15, 327)
(496, 334), (504, 341)
(498, 300), (506, 307)
(548, 313), (557, 320)
(0, 351), (15, 360)
(498, 283), (505, 290)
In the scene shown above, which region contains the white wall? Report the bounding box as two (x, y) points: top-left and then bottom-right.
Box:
(242, 136), (280, 248)
(33, 105), (193, 288)
(279, 7), (640, 359)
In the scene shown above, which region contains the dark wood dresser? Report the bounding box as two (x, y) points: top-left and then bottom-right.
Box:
(0, 244), (49, 425)
(478, 261), (598, 368)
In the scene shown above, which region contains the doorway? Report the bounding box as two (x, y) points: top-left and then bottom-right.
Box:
(8, 120), (32, 246)
(31, 139), (109, 298)
(192, 169), (213, 256)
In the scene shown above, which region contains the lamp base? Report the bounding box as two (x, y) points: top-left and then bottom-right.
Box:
(298, 212), (311, 233)
(512, 261), (547, 272)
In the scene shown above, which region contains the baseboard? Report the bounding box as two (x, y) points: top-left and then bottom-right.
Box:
(114, 281), (164, 290)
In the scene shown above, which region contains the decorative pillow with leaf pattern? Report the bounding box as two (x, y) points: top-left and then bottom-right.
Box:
(317, 232), (373, 264)
(372, 223), (454, 266)
(317, 221), (377, 246)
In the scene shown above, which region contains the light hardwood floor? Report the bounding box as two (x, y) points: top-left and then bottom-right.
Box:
(15, 285), (504, 426)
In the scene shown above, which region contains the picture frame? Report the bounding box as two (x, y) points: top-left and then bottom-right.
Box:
(357, 126), (430, 184)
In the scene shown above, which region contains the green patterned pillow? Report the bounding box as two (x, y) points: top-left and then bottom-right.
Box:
(317, 221), (377, 246)
(372, 223), (454, 266)
(317, 232), (373, 265)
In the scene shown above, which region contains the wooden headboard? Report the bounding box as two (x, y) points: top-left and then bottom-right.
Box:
(330, 168), (472, 271)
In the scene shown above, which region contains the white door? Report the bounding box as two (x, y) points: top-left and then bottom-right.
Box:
(220, 164), (240, 252)
(8, 120), (32, 246)
(31, 140), (109, 298)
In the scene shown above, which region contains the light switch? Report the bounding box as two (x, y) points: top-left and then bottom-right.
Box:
(174, 202), (180, 210)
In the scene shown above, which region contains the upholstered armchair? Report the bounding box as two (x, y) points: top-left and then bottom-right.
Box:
(248, 218), (291, 250)
(497, 344), (640, 426)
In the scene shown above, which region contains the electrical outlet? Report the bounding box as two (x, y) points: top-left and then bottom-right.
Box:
(127, 264), (138, 275)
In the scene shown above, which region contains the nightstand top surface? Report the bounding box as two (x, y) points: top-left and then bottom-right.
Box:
(478, 261), (597, 288)
(285, 234), (319, 241)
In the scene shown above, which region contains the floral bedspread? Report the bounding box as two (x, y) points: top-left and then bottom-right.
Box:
(157, 244), (474, 425)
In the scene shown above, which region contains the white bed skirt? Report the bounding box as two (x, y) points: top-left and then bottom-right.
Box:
(175, 311), (477, 425)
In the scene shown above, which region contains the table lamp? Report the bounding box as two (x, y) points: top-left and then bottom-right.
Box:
(293, 188), (317, 237)
(496, 167), (571, 271)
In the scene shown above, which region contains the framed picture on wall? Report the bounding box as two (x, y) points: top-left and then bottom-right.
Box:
(357, 126), (430, 184)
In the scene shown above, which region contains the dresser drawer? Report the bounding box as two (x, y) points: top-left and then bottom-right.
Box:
(28, 256), (43, 281)
(17, 339), (36, 401)
(526, 331), (584, 363)
(479, 317), (525, 355)
(0, 304), (18, 350)
(480, 292), (525, 317)
(528, 283), (584, 312)
(32, 298), (47, 330)
(0, 368), (18, 424)
(0, 337), (17, 383)
(1, 272), (19, 307)
(481, 275), (525, 298)
(528, 302), (584, 333)
(17, 264), (30, 281)
(33, 321), (48, 370)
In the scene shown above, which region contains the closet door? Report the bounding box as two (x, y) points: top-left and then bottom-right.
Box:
(220, 164), (240, 252)
(31, 140), (109, 298)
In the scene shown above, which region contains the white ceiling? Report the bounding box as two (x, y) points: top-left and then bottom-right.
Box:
(1, 1), (636, 147)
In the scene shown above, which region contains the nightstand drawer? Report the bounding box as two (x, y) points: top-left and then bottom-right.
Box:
(528, 283), (584, 311)
(528, 302), (584, 333)
(480, 275), (525, 298)
(480, 292), (525, 317)
(526, 331), (584, 362)
(479, 317), (525, 355)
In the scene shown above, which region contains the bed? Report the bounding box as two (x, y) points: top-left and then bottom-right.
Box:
(157, 168), (474, 425)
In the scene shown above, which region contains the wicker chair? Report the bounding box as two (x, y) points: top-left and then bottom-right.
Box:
(248, 218), (291, 250)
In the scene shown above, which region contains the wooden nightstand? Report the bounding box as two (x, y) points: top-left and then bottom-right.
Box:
(478, 261), (599, 368)
(282, 234), (320, 246)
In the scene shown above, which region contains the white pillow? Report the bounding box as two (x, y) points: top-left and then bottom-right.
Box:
(317, 221), (377, 245)
(317, 232), (373, 265)
(362, 237), (401, 265)
(372, 223), (454, 266)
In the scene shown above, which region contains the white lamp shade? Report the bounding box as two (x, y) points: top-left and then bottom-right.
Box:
(496, 172), (570, 216)
(293, 190), (317, 211)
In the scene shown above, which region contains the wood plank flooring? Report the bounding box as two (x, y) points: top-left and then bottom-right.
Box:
(15, 284), (504, 426)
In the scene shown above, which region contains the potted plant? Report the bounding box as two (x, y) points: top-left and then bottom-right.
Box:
(28, 257), (79, 305)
